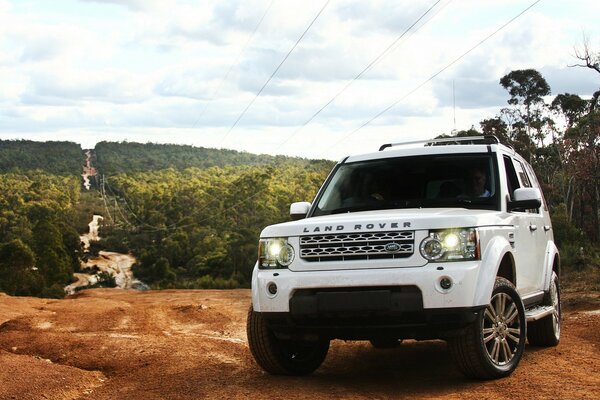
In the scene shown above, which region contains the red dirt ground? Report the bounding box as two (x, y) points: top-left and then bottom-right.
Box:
(0, 289), (598, 400)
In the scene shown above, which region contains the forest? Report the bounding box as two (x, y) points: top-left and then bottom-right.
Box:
(0, 139), (334, 295)
(0, 140), (83, 175)
(0, 141), (83, 297)
(101, 161), (332, 288)
(0, 62), (598, 296)
(94, 141), (303, 175)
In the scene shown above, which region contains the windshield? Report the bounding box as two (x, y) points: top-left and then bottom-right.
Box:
(312, 153), (499, 216)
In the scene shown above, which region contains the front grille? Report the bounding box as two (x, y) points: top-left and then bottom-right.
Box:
(300, 231), (414, 262)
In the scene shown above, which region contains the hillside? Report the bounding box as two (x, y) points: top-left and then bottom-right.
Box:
(90, 142), (335, 291)
(94, 141), (333, 175)
(0, 140), (336, 297)
(0, 140), (84, 175)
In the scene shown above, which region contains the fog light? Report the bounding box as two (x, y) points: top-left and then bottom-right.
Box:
(267, 282), (278, 295)
(440, 277), (452, 290)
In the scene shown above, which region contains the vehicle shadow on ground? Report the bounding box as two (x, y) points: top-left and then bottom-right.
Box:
(247, 340), (488, 398)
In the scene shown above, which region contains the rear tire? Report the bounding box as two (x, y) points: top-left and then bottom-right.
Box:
(527, 271), (561, 346)
(246, 305), (329, 375)
(448, 277), (526, 379)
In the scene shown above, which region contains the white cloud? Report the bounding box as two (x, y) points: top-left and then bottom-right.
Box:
(79, 0), (163, 12)
(22, 68), (153, 105)
(1, 0), (599, 159)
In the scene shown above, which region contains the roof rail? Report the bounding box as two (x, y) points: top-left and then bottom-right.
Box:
(379, 135), (500, 151)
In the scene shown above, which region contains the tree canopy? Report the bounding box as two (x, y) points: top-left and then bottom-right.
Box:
(0, 140), (84, 175)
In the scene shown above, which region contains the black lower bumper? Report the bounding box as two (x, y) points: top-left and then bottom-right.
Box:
(261, 286), (484, 341)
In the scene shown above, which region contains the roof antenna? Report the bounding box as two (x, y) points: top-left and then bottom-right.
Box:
(452, 80), (457, 135)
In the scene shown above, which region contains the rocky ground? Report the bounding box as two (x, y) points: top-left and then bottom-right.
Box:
(0, 288), (598, 400)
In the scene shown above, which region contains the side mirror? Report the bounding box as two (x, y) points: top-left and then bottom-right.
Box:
(290, 202), (311, 220)
(508, 187), (542, 211)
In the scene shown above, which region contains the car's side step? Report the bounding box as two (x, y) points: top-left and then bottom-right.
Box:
(525, 305), (554, 322)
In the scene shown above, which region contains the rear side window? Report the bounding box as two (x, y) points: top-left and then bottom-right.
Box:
(504, 156), (540, 214)
(514, 160), (532, 188)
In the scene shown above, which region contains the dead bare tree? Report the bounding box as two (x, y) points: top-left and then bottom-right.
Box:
(570, 34), (600, 74)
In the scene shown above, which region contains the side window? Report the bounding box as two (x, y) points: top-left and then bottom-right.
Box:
(509, 157), (539, 214)
(514, 160), (532, 188)
(503, 155), (520, 200)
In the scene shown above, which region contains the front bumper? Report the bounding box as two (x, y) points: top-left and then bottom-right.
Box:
(258, 306), (484, 341)
(252, 261), (486, 340)
(252, 260), (484, 313)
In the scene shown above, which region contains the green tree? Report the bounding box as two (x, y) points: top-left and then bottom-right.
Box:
(551, 93), (588, 129)
(500, 69), (551, 145)
(0, 239), (42, 296)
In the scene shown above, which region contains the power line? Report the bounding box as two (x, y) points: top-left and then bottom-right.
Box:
(102, 171), (251, 233)
(103, 179), (136, 228)
(96, 1), (540, 235)
(219, 0), (332, 148)
(274, 0), (450, 152)
(190, 0), (276, 129)
(321, 0), (543, 156)
(100, 175), (114, 225)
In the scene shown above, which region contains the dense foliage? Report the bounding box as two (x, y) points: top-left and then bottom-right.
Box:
(101, 160), (333, 288)
(0, 140), (84, 175)
(0, 138), (334, 294)
(95, 141), (298, 175)
(0, 172), (82, 297)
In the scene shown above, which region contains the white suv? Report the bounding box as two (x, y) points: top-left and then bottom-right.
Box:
(247, 136), (561, 379)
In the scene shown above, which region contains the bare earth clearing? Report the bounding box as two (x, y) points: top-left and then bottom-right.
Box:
(0, 289), (598, 400)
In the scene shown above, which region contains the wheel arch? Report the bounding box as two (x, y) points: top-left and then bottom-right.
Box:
(553, 252), (561, 276)
(542, 241), (560, 291)
(496, 252), (516, 286)
(473, 236), (514, 306)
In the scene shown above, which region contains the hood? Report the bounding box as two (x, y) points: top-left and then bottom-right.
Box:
(260, 208), (508, 238)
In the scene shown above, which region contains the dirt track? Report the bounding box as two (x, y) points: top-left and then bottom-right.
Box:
(0, 289), (598, 400)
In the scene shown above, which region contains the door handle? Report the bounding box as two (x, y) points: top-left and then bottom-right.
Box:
(544, 225), (551, 232)
(529, 224), (538, 232)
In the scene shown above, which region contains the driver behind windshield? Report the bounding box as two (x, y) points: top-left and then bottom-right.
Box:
(464, 167), (491, 198)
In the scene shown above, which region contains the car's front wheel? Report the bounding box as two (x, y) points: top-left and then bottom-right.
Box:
(246, 305), (329, 375)
(448, 277), (526, 379)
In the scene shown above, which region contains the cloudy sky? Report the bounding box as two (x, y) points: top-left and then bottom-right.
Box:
(1, 0), (599, 160)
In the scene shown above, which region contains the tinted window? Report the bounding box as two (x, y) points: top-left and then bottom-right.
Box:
(503, 155), (520, 199)
(514, 160), (532, 188)
(312, 154), (499, 216)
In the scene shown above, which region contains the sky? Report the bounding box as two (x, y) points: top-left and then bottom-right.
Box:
(0, 0), (599, 160)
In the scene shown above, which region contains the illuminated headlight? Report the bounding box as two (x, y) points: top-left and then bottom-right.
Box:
(258, 238), (295, 269)
(420, 228), (479, 262)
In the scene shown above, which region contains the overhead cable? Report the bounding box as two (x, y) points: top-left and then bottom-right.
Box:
(274, 0), (449, 152)
(219, 0), (332, 147)
(191, 0), (276, 129)
(321, 0), (543, 156)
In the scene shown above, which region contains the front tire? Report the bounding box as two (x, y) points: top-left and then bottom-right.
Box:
(527, 271), (561, 346)
(246, 305), (329, 375)
(448, 277), (526, 379)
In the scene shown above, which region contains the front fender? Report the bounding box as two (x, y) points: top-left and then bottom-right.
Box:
(473, 235), (514, 306)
